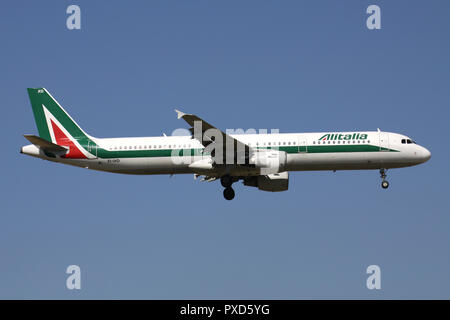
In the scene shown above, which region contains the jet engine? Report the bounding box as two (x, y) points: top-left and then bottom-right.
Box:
(243, 171), (289, 192)
(249, 150), (287, 174)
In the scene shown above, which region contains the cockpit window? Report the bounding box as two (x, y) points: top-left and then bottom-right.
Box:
(402, 139), (416, 144)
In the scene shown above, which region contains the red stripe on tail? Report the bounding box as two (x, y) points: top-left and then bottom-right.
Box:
(50, 120), (87, 159)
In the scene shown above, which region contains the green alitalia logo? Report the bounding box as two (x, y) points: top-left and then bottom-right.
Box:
(319, 133), (368, 141)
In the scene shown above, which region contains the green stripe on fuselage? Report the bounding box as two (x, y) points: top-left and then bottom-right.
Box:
(306, 144), (397, 153)
(96, 147), (204, 159)
(91, 144), (398, 159)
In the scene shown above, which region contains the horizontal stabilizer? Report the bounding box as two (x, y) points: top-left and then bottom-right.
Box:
(23, 134), (68, 154)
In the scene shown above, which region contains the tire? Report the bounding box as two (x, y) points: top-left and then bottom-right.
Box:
(223, 187), (235, 200)
(381, 180), (389, 189)
(220, 175), (233, 188)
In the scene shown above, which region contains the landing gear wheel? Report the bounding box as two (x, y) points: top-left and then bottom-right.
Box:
(379, 169), (389, 189)
(223, 187), (235, 200)
(220, 175), (233, 188)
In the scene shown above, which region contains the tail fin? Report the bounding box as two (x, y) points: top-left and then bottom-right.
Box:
(27, 88), (95, 159)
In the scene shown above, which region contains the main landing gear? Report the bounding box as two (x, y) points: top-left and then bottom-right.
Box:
(221, 175), (235, 200)
(223, 187), (235, 200)
(380, 168), (389, 189)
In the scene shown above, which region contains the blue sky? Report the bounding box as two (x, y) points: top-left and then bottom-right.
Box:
(1, 0), (449, 299)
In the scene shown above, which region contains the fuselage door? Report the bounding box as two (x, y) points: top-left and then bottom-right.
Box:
(379, 132), (389, 151)
(88, 141), (98, 158)
(298, 136), (307, 153)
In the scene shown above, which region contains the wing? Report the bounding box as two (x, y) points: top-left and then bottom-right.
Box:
(175, 109), (252, 165)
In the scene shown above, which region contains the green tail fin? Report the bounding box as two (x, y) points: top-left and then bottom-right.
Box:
(27, 88), (91, 143)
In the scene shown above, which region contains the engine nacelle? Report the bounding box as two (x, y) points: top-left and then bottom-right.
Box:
(249, 150), (287, 174)
(243, 171), (289, 192)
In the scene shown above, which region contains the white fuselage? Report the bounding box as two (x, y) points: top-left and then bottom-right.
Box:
(21, 131), (431, 177)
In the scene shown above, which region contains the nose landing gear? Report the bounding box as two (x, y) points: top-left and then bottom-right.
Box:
(221, 175), (235, 200)
(380, 169), (389, 189)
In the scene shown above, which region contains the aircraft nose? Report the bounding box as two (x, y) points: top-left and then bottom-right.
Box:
(419, 146), (431, 163)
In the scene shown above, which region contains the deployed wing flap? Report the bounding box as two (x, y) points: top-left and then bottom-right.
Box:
(23, 134), (68, 154)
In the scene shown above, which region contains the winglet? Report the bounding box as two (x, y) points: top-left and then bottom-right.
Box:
(175, 109), (186, 119)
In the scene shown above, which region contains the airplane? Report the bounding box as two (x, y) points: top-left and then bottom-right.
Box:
(21, 88), (431, 200)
